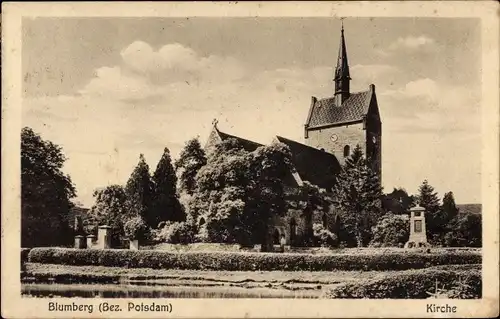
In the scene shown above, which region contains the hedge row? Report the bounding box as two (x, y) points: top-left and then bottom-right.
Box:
(28, 248), (481, 271)
(324, 267), (481, 299)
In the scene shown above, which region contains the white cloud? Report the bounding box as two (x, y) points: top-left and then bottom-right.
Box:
(390, 35), (436, 50)
(377, 35), (437, 57)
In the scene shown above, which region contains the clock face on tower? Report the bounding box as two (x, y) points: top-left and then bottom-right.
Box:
(330, 134), (338, 142)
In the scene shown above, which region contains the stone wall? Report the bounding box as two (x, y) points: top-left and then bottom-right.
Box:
(305, 122), (366, 166)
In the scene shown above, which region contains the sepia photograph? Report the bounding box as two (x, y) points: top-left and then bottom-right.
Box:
(2, 1), (499, 318)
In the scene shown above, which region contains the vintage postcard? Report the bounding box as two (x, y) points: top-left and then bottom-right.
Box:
(2, 1), (499, 318)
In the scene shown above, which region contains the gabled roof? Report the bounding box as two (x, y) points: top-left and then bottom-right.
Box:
(305, 87), (375, 129)
(217, 130), (264, 152)
(275, 136), (340, 190)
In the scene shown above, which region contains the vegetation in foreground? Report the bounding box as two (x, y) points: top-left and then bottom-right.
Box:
(23, 262), (481, 299)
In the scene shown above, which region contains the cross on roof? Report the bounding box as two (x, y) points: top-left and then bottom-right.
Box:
(212, 118), (219, 129)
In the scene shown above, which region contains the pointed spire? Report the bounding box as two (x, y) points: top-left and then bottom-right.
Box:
(334, 18), (351, 105)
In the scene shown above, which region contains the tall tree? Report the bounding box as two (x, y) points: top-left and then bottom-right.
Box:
(152, 147), (184, 225)
(125, 154), (154, 226)
(86, 185), (128, 247)
(442, 191), (459, 224)
(247, 141), (293, 251)
(175, 138), (207, 195)
(190, 139), (292, 250)
(332, 145), (383, 247)
(21, 127), (76, 247)
(191, 138), (251, 244)
(416, 180), (443, 244)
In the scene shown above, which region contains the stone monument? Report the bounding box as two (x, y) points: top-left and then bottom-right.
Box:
(404, 206), (430, 248)
(86, 235), (96, 249)
(97, 225), (112, 249)
(129, 239), (139, 251)
(74, 235), (86, 249)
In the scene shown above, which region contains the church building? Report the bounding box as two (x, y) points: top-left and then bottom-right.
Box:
(204, 25), (382, 246)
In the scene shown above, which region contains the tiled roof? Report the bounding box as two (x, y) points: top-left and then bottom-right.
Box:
(217, 130), (263, 152)
(275, 136), (340, 190)
(306, 89), (373, 128)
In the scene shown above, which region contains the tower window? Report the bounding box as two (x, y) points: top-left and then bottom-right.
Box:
(343, 145), (350, 157)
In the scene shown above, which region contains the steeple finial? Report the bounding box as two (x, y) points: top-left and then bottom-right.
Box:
(334, 18), (351, 105)
(212, 118), (219, 130)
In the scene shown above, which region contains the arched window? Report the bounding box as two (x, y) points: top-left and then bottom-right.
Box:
(343, 145), (350, 157)
(199, 217), (206, 226)
(322, 213), (328, 227)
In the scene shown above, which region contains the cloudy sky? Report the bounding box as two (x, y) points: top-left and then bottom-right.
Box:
(22, 17), (481, 207)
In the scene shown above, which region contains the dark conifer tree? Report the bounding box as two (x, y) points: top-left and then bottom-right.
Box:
(125, 154), (154, 227)
(152, 147), (184, 224)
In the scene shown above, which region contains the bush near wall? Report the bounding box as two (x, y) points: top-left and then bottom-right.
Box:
(28, 248), (481, 272)
(324, 267), (481, 299)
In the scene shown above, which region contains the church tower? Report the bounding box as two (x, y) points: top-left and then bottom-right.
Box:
(304, 23), (382, 182)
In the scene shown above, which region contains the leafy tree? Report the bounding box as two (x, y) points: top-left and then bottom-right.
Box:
(247, 141), (293, 250)
(86, 185), (129, 247)
(175, 138), (207, 195)
(21, 127), (76, 247)
(369, 213), (410, 247)
(332, 145), (383, 247)
(190, 139), (292, 251)
(444, 212), (482, 247)
(190, 138), (251, 244)
(125, 154), (154, 227)
(152, 147), (184, 225)
(417, 180), (444, 244)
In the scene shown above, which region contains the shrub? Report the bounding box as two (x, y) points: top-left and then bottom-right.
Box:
(369, 213), (409, 247)
(155, 221), (195, 244)
(324, 267), (481, 299)
(28, 247), (481, 272)
(123, 216), (150, 241)
(313, 223), (338, 248)
(444, 212), (482, 247)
